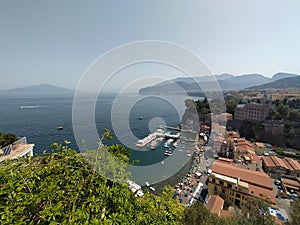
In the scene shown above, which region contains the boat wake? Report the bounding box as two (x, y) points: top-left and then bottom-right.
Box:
(20, 105), (49, 109)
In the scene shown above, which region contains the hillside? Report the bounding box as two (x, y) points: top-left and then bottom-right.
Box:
(139, 72), (299, 95)
(247, 76), (300, 90)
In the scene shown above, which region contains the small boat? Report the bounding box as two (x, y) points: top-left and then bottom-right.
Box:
(186, 150), (191, 157)
(164, 150), (172, 156)
(145, 181), (150, 187)
(149, 186), (156, 191)
(57, 126), (63, 130)
(138, 117), (143, 120)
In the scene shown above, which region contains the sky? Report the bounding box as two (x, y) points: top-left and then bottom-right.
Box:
(1, 0), (300, 91)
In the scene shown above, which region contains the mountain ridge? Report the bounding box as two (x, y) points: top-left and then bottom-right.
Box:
(139, 72), (299, 95)
(0, 83), (74, 98)
(247, 76), (300, 90)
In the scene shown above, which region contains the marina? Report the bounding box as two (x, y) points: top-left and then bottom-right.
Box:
(135, 127), (181, 150)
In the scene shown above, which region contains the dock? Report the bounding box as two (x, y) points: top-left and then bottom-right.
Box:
(135, 127), (181, 148)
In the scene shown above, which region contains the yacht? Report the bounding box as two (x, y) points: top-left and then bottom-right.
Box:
(57, 126), (63, 130)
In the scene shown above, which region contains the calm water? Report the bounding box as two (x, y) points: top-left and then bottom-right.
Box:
(0, 93), (188, 166)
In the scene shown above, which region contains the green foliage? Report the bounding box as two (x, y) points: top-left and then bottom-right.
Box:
(289, 199), (300, 225)
(232, 198), (276, 225)
(226, 99), (238, 115)
(0, 146), (184, 224)
(0, 132), (17, 148)
(287, 110), (300, 122)
(182, 202), (226, 225)
(185, 98), (234, 116)
(276, 104), (289, 120)
(270, 99), (300, 122)
(239, 121), (256, 140)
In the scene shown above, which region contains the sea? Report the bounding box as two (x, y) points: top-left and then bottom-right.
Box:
(0, 93), (190, 167)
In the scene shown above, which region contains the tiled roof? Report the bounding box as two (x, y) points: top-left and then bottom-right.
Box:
(262, 156), (276, 168)
(283, 157), (300, 171)
(211, 160), (272, 189)
(205, 195), (224, 216)
(281, 178), (300, 189)
(243, 154), (261, 163)
(248, 184), (276, 205)
(263, 156), (300, 171)
(270, 156), (288, 169)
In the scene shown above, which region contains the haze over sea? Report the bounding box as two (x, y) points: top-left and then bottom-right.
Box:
(0, 93), (188, 166)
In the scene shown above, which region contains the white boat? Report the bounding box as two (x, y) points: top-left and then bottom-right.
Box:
(57, 126), (63, 130)
(149, 186), (156, 191)
(136, 133), (156, 147)
(167, 138), (174, 143)
(173, 140), (180, 147)
(186, 150), (191, 157)
(150, 137), (163, 149)
(145, 181), (150, 187)
(164, 150), (172, 156)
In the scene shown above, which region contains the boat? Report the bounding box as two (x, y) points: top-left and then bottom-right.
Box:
(173, 140), (180, 147)
(138, 116), (143, 120)
(145, 181), (150, 187)
(136, 133), (156, 147)
(164, 150), (172, 156)
(150, 137), (163, 149)
(57, 126), (63, 130)
(186, 150), (191, 157)
(149, 186), (156, 191)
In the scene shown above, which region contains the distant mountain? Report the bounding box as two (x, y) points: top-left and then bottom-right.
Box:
(139, 72), (300, 95)
(270, 72), (299, 81)
(247, 76), (300, 90)
(0, 84), (74, 98)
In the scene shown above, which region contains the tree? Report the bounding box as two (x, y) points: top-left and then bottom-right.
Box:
(226, 99), (238, 115)
(276, 104), (289, 120)
(185, 99), (196, 110)
(289, 199), (300, 225)
(0, 143), (185, 224)
(0, 132), (17, 148)
(182, 202), (235, 225)
(232, 198), (276, 225)
(288, 110), (300, 122)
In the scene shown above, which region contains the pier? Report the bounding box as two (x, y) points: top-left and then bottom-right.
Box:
(162, 126), (197, 133)
(135, 127), (181, 148)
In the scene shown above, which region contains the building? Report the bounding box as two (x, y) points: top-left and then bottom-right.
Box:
(270, 91), (300, 101)
(205, 195), (236, 218)
(235, 103), (270, 122)
(281, 177), (300, 197)
(0, 137), (34, 162)
(262, 156), (300, 178)
(208, 160), (276, 209)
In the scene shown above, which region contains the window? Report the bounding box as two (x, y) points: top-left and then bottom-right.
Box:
(219, 181), (224, 186)
(222, 189), (225, 194)
(228, 183), (232, 189)
(236, 193), (241, 198)
(212, 178), (215, 183)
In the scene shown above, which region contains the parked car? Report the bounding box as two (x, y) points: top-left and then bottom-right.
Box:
(274, 179), (281, 185)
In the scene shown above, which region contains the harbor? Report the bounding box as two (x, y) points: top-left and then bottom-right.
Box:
(135, 127), (181, 149)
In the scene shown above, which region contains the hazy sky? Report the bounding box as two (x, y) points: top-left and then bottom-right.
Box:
(1, 0), (300, 91)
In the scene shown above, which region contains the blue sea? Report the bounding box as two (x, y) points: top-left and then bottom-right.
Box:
(0, 93), (188, 166)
